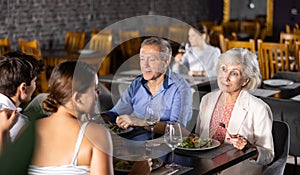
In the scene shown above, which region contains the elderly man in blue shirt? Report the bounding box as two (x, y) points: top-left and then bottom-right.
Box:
(102, 37), (192, 140)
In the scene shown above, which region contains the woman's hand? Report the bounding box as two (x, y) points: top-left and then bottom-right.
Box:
(0, 109), (18, 132)
(228, 135), (249, 150)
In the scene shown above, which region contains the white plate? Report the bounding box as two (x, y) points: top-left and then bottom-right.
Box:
(176, 139), (221, 151)
(263, 79), (294, 87)
(114, 158), (163, 172)
(78, 49), (97, 54)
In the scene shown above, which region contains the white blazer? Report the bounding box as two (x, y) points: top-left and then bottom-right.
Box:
(195, 90), (274, 174)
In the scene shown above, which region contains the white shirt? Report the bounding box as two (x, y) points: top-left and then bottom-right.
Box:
(181, 45), (221, 77)
(0, 93), (28, 142)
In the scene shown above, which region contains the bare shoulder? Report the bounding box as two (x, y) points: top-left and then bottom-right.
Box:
(84, 122), (112, 154)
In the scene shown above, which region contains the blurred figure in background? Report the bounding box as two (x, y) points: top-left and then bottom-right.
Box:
(173, 23), (221, 77)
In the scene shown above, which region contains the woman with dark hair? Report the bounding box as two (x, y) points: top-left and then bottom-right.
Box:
(173, 23), (221, 77)
(28, 61), (151, 175)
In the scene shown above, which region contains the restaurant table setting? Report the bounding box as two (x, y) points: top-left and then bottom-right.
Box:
(249, 77), (300, 99)
(110, 130), (257, 175)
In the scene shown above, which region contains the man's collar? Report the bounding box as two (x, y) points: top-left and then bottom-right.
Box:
(0, 93), (17, 110)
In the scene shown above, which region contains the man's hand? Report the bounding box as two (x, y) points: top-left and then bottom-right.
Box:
(116, 114), (146, 129)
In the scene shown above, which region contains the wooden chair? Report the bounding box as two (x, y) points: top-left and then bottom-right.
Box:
(221, 21), (239, 39)
(199, 20), (217, 33)
(224, 38), (256, 53)
(18, 38), (42, 60)
(257, 39), (290, 80)
(65, 31), (86, 52)
(167, 25), (189, 43)
(145, 26), (164, 37)
(118, 30), (141, 60)
(0, 38), (11, 56)
(295, 41), (300, 72)
(239, 20), (261, 40)
(285, 24), (291, 33)
(279, 32), (300, 71)
(18, 38), (47, 93)
(89, 31), (112, 75)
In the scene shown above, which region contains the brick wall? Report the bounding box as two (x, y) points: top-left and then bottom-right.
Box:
(0, 0), (210, 51)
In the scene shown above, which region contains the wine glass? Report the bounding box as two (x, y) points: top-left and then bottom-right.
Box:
(144, 104), (161, 147)
(164, 122), (183, 170)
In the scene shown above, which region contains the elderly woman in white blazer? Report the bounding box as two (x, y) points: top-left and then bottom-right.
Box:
(195, 48), (274, 175)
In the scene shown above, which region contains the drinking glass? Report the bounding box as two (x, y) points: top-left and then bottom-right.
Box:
(164, 122), (182, 169)
(145, 104), (160, 138)
(144, 104), (161, 147)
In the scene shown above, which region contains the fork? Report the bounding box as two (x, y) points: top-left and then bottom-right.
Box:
(219, 122), (233, 138)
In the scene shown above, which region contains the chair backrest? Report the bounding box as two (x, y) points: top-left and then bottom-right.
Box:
(18, 38), (42, 60)
(295, 41), (300, 72)
(0, 38), (11, 56)
(281, 100), (300, 158)
(18, 38), (47, 93)
(89, 31), (113, 76)
(145, 26), (164, 37)
(260, 97), (283, 121)
(279, 32), (300, 58)
(118, 30), (141, 59)
(221, 20), (239, 38)
(65, 31), (86, 52)
(225, 39), (256, 53)
(262, 120), (290, 175)
(89, 31), (112, 54)
(257, 39), (290, 80)
(167, 25), (188, 44)
(239, 21), (261, 40)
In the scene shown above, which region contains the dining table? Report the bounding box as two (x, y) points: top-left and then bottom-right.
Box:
(109, 128), (257, 175)
(250, 78), (300, 100)
(98, 69), (218, 97)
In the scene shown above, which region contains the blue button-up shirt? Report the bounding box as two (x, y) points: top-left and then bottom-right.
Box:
(107, 69), (192, 127)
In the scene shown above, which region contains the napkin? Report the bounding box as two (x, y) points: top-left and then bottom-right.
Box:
(249, 89), (280, 97)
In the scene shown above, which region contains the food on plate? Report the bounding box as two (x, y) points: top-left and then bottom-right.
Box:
(107, 123), (123, 133)
(178, 134), (212, 148)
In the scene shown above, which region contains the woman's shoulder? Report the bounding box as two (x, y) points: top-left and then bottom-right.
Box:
(206, 45), (221, 53)
(241, 91), (271, 110)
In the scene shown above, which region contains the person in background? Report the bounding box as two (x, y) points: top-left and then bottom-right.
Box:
(195, 48), (274, 175)
(102, 37), (193, 140)
(0, 52), (42, 143)
(28, 61), (151, 175)
(173, 23), (221, 77)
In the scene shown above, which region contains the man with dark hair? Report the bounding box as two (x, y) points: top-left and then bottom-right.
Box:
(0, 51), (42, 142)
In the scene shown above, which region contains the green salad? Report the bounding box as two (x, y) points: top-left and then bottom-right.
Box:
(178, 135), (213, 148)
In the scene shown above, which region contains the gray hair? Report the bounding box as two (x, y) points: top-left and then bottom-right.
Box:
(216, 48), (262, 91)
(141, 37), (172, 62)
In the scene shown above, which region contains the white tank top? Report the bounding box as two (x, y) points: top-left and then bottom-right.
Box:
(28, 122), (90, 175)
